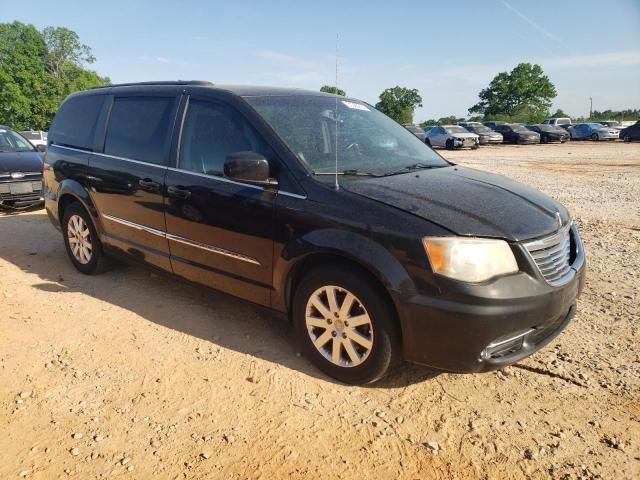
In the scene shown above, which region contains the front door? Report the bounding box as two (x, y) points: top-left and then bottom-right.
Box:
(164, 97), (275, 305)
(88, 94), (178, 270)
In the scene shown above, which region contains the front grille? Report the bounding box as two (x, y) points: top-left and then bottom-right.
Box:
(524, 223), (573, 286)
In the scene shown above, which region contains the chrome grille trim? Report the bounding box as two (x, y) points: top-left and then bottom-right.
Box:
(524, 222), (574, 286)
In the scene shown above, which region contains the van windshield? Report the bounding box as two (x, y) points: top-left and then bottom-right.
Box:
(244, 95), (448, 175)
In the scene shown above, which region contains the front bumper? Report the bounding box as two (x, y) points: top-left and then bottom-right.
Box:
(453, 138), (479, 148)
(0, 176), (44, 209)
(478, 135), (503, 145)
(395, 235), (586, 372)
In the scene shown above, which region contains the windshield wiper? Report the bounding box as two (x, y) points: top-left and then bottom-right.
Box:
(314, 169), (381, 177)
(384, 163), (443, 176)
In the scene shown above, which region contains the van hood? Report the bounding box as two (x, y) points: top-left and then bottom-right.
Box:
(0, 151), (43, 173)
(342, 166), (569, 242)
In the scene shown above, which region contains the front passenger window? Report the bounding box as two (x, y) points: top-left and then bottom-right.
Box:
(179, 100), (271, 176)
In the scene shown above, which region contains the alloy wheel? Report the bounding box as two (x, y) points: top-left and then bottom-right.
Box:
(67, 214), (93, 264)
(305, 285), (374, 367)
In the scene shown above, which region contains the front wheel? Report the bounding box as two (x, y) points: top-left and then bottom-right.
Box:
(293, 267), (400, 385)
(445, 138), (454, 150)
(425, 138), (431, 147)
(591, 133), (599, 141)
(624, 134), (632, 142)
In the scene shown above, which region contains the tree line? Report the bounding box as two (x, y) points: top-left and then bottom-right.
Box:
(325, 63), (638, 127)
(0, 21), (109, 131)
(1, 20), (636, 132)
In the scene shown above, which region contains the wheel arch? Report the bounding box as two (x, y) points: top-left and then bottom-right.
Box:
(57, 180), (105, 237)
(274, 229), (417, 336)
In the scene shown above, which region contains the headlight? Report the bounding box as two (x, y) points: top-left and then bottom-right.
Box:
(422, 237), (518, 282)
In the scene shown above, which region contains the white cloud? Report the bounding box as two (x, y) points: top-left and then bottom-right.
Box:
(138, 55), (170, 64)
(542, 50), (640, 69)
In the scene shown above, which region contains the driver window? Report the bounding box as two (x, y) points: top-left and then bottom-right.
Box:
(179, 100), (272, 176)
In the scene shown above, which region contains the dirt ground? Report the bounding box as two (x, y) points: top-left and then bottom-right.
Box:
(1, 142), (639, 479)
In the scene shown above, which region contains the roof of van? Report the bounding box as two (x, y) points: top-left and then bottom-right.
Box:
(90, 81), (332, 97)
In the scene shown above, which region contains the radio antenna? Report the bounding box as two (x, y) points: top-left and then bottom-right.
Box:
(334, 33), (339, 191)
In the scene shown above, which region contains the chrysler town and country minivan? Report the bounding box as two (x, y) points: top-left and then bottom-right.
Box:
(44, 81), (585, 384)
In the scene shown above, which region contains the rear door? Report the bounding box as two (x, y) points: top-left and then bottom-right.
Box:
(88, 92), (179, 270)
(164, 95), (276, 305)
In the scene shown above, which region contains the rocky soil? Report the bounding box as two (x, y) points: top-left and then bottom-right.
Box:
(1, 141), (639, 479)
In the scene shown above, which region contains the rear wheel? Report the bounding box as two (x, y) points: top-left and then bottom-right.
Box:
(293, 267), (400, 385)
(591, 133), (599, 141)
(62, 202), (110, 274)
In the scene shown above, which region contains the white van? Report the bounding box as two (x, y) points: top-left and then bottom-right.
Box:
(543, 118), (572, 128)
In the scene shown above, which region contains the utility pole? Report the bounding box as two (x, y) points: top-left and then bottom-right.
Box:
(589, 97), (593, 119)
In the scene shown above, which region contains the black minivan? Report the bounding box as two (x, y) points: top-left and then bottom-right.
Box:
(44, 81), (585, 384)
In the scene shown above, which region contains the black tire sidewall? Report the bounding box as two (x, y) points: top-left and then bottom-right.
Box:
(62, 203), (104, 274)
(293, 267), (399, 385)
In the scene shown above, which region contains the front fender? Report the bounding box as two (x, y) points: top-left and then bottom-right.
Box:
(272, 228), (417, 312)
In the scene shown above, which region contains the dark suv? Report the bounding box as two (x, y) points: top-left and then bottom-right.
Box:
(44, 81), (585, 384)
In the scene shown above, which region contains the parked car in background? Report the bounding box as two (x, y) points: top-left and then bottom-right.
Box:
(43, 81), (585, 384)
(568, 123), (619, 141)
(403, 124), (427, 143)
(20, 130), (48, 149)
(459, 122), (503, 144)
(482, 121), (507, 129)
(543, 118), (572, 131)
(526, 124), (569, 143)
(619, 121), (640, 142)
(493, 124), (540, 144)
(0, 125), (44, 209)
(592, 120), (624, 131)
(425, 125), (479, 149)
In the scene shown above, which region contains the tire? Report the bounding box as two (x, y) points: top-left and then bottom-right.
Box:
(292, 266), (401, 385)
(624, 134), (632, 143)
(445, 138), (454, 150)
(425, 138), (431, 147)
(591, 133), (599, 141)
(62, 202), (110, 274)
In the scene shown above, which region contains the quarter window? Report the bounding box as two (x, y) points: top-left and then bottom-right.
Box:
(49, 94), (105, 150)
(104, 97), (174, 165)
(179, 100), (271, 176)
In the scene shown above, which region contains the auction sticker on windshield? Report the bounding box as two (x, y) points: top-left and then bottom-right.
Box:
(342, 100), (370, 111)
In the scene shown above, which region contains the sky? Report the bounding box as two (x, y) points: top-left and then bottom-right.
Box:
(2, 0), (639, 121)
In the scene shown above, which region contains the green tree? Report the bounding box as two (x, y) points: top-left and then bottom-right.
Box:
(469, 63), (556, 123)
(42, 26), (96, 79)
(320, 85), (346, 96)
(419, 119), (438, 128)
(0, 21), (109, 130)
(438, 115), (459, 125)
(550, 108), (570, 119)
(375, 86), (422, 124)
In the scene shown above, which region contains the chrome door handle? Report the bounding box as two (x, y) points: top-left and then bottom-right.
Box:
(167, 185), (191, 199)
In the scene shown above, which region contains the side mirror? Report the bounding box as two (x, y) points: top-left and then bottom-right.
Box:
(224, 151), (277, 186)
(36, 144), (47, 152)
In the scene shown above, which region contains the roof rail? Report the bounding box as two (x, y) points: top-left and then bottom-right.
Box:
(91, 80), (213, 89)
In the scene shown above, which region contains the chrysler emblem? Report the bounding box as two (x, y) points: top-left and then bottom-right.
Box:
(555, 211), (562, 229)
(10, 172), (25, 179)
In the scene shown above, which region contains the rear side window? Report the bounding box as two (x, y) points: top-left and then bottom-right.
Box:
(104, 97), (174, 165)
(49, 94), (104, 150)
